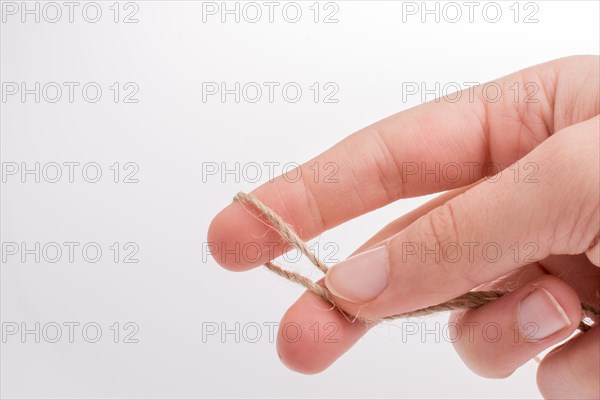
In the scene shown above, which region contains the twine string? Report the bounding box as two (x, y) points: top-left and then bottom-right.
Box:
(234, 192), (599, 331)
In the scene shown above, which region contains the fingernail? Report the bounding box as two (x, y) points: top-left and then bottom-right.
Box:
(518, 288), (571, 341)
(325, 246), (389, 303)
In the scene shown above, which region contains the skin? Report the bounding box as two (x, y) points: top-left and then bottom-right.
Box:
(208, 56), (600, 399)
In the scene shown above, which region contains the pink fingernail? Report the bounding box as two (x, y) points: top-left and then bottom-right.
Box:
(518, 288), (571, 341)
(325, 246), (389, 304)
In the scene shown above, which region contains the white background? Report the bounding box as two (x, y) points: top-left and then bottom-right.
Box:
(1, 1), (599, 398)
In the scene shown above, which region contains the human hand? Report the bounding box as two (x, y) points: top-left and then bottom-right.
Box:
(208, 56), (600, 399)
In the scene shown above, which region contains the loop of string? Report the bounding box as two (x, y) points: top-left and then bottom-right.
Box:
(234, 191), (599, 331)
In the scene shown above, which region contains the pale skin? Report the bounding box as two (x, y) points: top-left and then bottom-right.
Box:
(208, 56), (600, 399)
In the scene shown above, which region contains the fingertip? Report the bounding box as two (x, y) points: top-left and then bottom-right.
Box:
(207, 201), (282, 271)
(451, 273), (582, 378)
(276, 298), (343, 375)
(276, 339), (324, 375)
(206, 203), (245, 271)
(276, 290), (369, 374)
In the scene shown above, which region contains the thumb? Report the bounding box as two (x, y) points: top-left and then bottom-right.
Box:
(324, 115), (599, 319)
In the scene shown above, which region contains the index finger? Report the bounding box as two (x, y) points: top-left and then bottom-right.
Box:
(207, 56), (596, 270)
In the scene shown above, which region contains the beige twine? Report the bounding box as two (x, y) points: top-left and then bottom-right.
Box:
(234, 191), (599, 331)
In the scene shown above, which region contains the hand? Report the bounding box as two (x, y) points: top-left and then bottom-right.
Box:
(208, 55), (600, 399)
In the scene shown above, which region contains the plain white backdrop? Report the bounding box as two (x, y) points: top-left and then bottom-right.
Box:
(1, 1), (599, 398)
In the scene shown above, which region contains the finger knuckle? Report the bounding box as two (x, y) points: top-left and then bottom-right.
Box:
(421, 202), (461, 248)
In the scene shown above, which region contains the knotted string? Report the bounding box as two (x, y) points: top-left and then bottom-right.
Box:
(234, 192), (599, 331)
